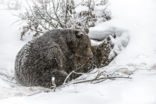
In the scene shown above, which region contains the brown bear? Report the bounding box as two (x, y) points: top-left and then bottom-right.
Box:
(15, 29), (93, 88)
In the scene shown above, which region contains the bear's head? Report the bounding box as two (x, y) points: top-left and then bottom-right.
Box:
(65, 29), (93, 58)
(74, 30), (93, 58)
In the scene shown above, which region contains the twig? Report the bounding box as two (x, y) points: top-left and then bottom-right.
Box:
(51, 0), (64, 28)
(63, 71), (84, 85)
(71, 76), (131, 84)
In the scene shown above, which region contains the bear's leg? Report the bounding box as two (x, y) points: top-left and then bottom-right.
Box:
(47, 46), (68, 86)
(51, 70), (68, 86)
(47, 46), (65, 70)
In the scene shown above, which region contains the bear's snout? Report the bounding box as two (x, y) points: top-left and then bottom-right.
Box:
(87, 48), (93, 58)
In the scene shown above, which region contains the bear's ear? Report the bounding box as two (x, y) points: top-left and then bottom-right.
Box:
(75, 30), (84, 38)
(84, 28), (89, 34)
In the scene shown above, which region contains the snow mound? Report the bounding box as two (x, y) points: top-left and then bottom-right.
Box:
(89, 26), (130, 59)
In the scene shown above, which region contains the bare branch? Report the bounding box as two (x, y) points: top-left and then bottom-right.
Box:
(63, 71), (84, 85)
(71, 76), (131, 84)
(51, 0), (64, 28)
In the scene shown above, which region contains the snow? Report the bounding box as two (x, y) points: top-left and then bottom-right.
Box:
(1, 70), (156, 104)
(75, 6), (89, 13)
(89, 26), (130, 58)
(0, 0), (156, 104)
(109, 0), (156, 66)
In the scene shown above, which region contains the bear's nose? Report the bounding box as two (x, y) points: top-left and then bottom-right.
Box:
(89, 52), (93, 58)
(88, 48), (93, 58)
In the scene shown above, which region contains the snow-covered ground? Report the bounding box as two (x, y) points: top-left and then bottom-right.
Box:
(0, 0), (156, 104)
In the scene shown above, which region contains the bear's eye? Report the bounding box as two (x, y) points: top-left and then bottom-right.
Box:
(85, 45), (88, 48)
